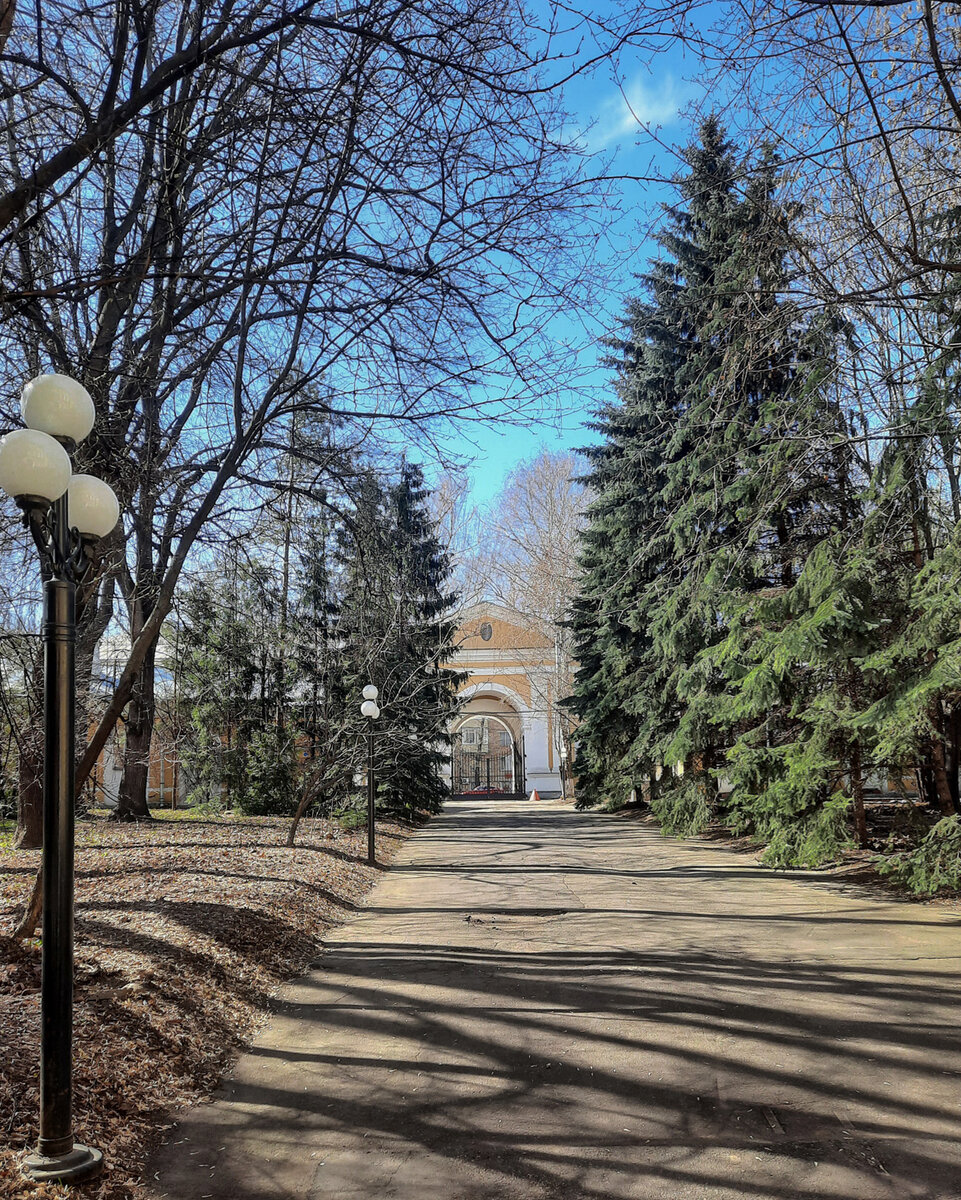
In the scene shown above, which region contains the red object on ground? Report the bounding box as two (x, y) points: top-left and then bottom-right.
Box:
(529, 789), (542, 802)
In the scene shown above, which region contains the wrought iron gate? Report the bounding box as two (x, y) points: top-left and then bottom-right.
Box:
(452, 716), (522, 798)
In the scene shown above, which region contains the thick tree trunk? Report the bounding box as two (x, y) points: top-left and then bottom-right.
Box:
(948, 707), (961, 809)
(927, 701), (957, 816)
(113, 642), (158, 821)
(850, 741), (868, 849)
(15, 738), (43, 849)
(930, 739), (957, 816)
(916, 764), (935, 808)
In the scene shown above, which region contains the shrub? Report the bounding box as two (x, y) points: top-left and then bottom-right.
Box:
(877, 815), (961, 896)
(236, 726), (296, 816)
(759, 794), (852, 868)
(650, 777), (713, 837)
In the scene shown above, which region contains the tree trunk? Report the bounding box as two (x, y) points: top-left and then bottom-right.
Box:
(850, 741), (868, 849)
(949, 706), (961, 809)
(75, 565), (116, 810)
(11, 868), (42, 938)
(287, 783), (321, 848)
(928, 701), (957, 816)
(114, 642), (158, 820)
(15, 737), (43, 849)
(930, 739), (957, 816)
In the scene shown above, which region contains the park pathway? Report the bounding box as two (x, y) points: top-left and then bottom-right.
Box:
(149, 800), (961, 1200)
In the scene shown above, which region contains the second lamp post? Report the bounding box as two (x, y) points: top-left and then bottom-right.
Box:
(360, 685), (380, 865)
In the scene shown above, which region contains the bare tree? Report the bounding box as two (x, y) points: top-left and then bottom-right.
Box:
(489, 449), (589, 626)
(0, 0), (609, 846)
(428, 471), (493, 608)
(616, 3), (961, 294)
(490, 450), (588, 775)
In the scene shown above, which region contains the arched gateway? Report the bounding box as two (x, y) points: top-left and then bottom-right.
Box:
(451, 713), (522, 797)
(443, 603), (564, 800)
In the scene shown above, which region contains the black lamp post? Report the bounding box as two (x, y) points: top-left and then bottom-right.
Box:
(0, 373), (119, 1185)
(360, 685), (380, 866)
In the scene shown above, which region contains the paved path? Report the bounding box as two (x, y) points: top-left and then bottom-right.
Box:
(149, 800), (961, 1200)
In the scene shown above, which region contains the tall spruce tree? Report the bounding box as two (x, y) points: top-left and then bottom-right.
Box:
(570, 118), (859, 855)
(336, 463), (461, 814)
(571, 119), (749, 816)
(568, 396), (666, 808)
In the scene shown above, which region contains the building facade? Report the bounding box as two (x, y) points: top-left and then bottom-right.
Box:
(444, 602), (566, 800)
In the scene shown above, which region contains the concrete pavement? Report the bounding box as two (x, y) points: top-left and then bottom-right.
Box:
(149, 799), (961, 1199)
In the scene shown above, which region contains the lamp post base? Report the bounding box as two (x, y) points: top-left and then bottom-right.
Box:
(22, 1143), (103, 1184)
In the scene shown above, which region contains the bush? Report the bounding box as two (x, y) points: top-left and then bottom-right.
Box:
(336, 804), (367, 832)
(650, 777), (713, 837)
(759, 794), (852, 868)
(877, 815), (961, 896)
(236, 726), (296, 816)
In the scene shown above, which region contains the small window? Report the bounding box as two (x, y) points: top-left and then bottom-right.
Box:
(480, 622), (493, 641)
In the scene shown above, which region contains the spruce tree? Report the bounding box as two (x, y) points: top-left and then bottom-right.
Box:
(177, 554), (289, 811)
(335, 463), (461, 815)
(570, 118), (859, 852)
(571, 118), (752, 819)
(568, 400), (659, 809)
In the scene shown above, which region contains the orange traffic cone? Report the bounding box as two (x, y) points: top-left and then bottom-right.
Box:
(529, 789), (542, 802)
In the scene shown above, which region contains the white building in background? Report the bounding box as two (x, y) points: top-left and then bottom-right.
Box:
(444, 602), (566, 800)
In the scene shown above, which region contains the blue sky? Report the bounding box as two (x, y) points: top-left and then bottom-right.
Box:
(432, 15), (702, 508)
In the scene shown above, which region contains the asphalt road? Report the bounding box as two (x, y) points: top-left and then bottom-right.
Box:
(149, 799), (961, 1200)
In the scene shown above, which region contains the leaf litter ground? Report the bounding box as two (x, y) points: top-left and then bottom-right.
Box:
(0, 811), (411, 1199)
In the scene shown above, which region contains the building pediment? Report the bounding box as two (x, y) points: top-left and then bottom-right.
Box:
(454, 601), (554, 653)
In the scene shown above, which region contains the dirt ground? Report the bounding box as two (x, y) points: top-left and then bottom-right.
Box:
(0, 810), (411, 1200)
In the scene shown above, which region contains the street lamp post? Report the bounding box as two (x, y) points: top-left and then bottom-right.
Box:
(360, 685), (380, 866)
(0, 374), (120, 1185)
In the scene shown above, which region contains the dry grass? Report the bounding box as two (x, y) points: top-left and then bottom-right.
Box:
(0, 809), (412, 1199)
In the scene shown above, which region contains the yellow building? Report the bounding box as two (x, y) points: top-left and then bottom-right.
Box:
(446, 602), (565, 799)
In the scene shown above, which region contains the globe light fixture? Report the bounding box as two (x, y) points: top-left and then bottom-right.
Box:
(21, 373), (95, 444)
(0, 429), (72, 505)
(67, 474), (121, 541)
(2, 373), (113, 1186)
(360, 685), (381, 865)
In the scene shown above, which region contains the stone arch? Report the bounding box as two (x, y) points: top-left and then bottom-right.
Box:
(456, 681), (528, 713)
(450, 687), (527, 796)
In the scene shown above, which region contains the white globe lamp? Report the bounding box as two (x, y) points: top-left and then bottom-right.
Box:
(21, 374), (95, 444)
(0, 428), (72, 504)
(360, 700), (380, 719)
(362, 684), (378, 700)
(67, 474), (120, 540)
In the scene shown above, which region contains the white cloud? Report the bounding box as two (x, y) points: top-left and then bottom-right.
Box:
(592, 74), (685, 148)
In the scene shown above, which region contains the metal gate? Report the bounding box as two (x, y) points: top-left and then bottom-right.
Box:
(451, 716), (523, 798)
